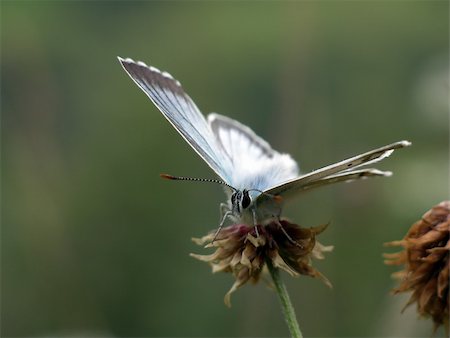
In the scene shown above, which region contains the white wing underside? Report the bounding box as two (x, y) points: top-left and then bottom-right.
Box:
(119, 57), (233, 182)
(208, 113), (299, 194)
(256, 140), (411, 207)
(119, 57), (411, 210)
(119, 57), (299, 193)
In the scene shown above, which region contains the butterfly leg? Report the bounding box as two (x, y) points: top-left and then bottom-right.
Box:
(212, 210), (232, 243)
(251, 208), (260, 237)
(273, 215), (303, 248)
(219, 202), (231, 219)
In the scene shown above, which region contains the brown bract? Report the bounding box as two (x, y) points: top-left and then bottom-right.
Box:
(384, 201), (450, 333)
(191, 219), (333, 307)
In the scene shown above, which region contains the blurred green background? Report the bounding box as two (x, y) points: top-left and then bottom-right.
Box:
(2, 1), (448, 337)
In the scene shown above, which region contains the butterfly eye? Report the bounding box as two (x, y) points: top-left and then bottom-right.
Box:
(241, 190), (251, 209)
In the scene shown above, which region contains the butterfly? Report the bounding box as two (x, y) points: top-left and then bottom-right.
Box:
(118, 57), (411, 237)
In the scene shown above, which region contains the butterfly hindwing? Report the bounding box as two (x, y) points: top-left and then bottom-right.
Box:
(208, 113), (275, 163)
(208, 113), (299, 192)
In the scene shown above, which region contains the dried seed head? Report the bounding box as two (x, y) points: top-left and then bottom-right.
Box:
(384, 201), (450, 333)
(191, 219), (333, 307)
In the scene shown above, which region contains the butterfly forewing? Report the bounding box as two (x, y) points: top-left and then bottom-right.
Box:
(294, 168), (392, 193)
(119, 57), (411, 219)
(119, 57), (232, 182)
(259, 140), (411, 202)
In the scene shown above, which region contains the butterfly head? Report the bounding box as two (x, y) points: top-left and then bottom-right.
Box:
(160, 174), (283, 220)
(231, 189), (252, 214)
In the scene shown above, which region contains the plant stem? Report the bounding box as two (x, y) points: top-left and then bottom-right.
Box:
(266, 258), (303, 338)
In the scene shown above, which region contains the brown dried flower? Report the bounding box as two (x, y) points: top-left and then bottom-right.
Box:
(191, 219), (333, 307)
(384, 201), (450, 332)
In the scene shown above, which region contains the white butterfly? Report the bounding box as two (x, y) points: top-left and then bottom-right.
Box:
(119, 57), (411, 233)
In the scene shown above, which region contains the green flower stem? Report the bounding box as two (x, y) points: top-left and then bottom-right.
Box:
(266, 258), (303, 338)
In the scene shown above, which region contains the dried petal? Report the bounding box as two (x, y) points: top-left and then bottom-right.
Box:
(192, 219), (332, 306)
(385, 201), (450, 333)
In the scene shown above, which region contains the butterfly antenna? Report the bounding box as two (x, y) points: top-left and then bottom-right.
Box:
(160, 173), (237, 192)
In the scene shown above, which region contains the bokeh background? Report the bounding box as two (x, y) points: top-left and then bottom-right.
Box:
(2, 1), (448, 337)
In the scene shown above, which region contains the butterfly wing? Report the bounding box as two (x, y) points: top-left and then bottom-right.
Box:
(119, 57), (232, 182)
(292, 168), (392, 193)
(208, 113), (299, 193)
(257, 140), (411, 204)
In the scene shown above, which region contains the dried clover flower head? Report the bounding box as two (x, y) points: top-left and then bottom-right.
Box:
(384, 201), (450, 332)
(191, 219), (333, 307)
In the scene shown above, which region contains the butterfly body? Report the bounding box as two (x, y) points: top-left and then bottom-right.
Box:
(119, 57), (411, 227)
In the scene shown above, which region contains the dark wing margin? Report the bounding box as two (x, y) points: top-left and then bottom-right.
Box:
(118, 57), (231, 181)
(259, 140), (411, 201)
